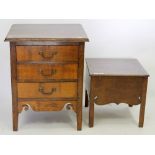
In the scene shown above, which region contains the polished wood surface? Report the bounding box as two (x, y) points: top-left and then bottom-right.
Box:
(91, 76), (144, 105)
(86, 58), (149, 76)
(18, 100), (77, 113)
(17, 64), (78, 81)
(139, 79), (148, 127)
(7, 24), (88, 131)
(17, 82), (77, 98)
(77, 43), (84, 130)
(5, 24), (89, 42)
(85, 58), (149, 128)
(10, 42), (18, 131)
(16, 46), (79, 62)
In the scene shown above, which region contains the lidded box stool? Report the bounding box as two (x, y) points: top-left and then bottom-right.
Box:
(85, 58), (149, 127)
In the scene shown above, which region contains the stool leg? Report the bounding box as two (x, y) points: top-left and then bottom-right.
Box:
(139, 78), (148, 128)
(89, 92), (94, 128)
(85, 90), (89, 107)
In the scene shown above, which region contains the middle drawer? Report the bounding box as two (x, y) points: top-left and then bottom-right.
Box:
(17, 63), (78, 81)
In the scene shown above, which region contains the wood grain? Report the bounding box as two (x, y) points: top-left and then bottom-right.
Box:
(18, 100), (77, 113)
(6, 24), (88, 130)
(15, 42), (80, 46)
(10, 42), (18, 131)
(139, 77), (148, 127)
(92, 76), (144, 105)
(17, 64), (78, 81)
(86, 58), (149, 128)
(5, 24), (89, 42)
(17, 82), (77, 99)
(16, 46), (79, 62)
(86, 58), (149, 76)
(76, 43), (85, 130)
(89, 76), (95, 127)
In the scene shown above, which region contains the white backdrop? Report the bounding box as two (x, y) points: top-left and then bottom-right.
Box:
(0, 19), (155, 134)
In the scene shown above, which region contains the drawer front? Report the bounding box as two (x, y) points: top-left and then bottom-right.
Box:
(17, 63), (78, 81)
(16, 46), (78, 62)
(17, 82), (77, 99)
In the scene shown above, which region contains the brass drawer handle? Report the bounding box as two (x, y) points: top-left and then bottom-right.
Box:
(39, 51), (58, 59)
(39, 87), (57, 95)
(40, 69), (57, 76)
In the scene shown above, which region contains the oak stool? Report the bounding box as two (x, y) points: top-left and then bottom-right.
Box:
(85, 58), (149, 128)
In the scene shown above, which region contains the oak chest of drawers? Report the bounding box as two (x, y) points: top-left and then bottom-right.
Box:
(5, 24), (89, 131)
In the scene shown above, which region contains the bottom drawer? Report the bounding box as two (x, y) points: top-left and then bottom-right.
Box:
(17, 82), (77, 99)
(18, 100), (77, 112)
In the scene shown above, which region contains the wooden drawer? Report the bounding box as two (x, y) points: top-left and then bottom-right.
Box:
(17, 82), (77, 99)
(16, 46), (78, 62)
(17, 63), (78, 81)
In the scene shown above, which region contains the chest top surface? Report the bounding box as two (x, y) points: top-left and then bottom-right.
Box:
(86, 58), (149, 77)
(5, 24), (89, 42)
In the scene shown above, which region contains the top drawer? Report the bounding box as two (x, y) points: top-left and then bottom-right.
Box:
(16, 46), (79, 62)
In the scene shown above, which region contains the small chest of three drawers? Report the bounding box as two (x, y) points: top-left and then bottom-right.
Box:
(5, 24), (89, 131)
